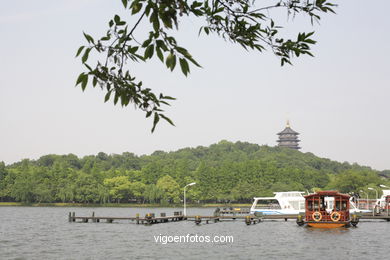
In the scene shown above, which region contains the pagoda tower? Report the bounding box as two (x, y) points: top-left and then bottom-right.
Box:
(277, 120), (301, 150)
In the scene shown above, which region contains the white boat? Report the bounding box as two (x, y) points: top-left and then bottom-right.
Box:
(250, 191), (305, 215)
(376, 189), (390, 208)
(250, 191), (370, 215)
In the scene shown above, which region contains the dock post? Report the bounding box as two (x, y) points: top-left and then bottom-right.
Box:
(195, 215), (201, 225)
(136, 213), (140, 224)
(92, 212), (95, 223)
(68, 212), (71, 222)
(145, 213), (152, 225)
(72, 212), (75, 222)
(245, 215), (251, 225)
(160, 213), (166, 223)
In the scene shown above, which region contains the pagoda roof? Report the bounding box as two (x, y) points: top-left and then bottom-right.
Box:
(277, 126), (299, 135)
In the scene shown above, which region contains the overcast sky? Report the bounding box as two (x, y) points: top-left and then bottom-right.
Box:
(1, 0), (389, 170)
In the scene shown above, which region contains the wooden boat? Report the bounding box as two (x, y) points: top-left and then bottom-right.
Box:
(296, 191), (359, 228)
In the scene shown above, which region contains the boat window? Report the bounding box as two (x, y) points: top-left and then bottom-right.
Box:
(299, 201), (305, 210)
(290, 201), (299, 210)
(308, 201), (313, 211)
(335, 200), (341, 211)
(327, 200), (334, 210)
(342, 201), (347, 210)
(313, 200), (319, 210)
(254, 199), (281, 209)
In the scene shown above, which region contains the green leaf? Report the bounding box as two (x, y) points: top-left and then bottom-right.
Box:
(121, 0), (128, 8)
(179, 58), (189, 76)
(166, 53), (174, 69)
(81, 75), (88, 91)
(170, 55), (176, 71)
(156, 40), (168, 51)
(114, 92), (119, 105)
(114, 15), (121, 25)
(92, 76), (97, 87)
(132, 3), (142, 15)
(156, 47), (164, 62)
(104, 91), (111, 102)
(75, 73), (85, 86)
(152, 14), (160, 32)
(144, 44), (154, 59)
(83, 32), (94, 44)
(128, 46), (139, 54)
(151, 113), (160, 133)
(81, 48), (91, 63)
(162, 95), (176, 100)
(186, 56), (201, 67)
(75, 46), (85, 57)
(160, 114), (175, 126)
(142, 39), (152, 48)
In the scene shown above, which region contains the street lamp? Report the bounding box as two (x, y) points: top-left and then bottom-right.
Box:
(360, 190), (369, 210)
(184, 182), (196, 216)
(368, 187), (378, 200)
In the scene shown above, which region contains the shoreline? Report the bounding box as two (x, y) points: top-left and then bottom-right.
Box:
(0, 202), (252, 208)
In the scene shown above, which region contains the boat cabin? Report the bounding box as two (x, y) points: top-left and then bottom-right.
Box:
(250, 192), (305, 215)
(300, 190), (356, 228)
(385, 195), (390, 210)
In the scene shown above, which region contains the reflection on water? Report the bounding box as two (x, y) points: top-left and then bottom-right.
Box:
(304, 226), (350, 234)
(0, 207), (389, 259)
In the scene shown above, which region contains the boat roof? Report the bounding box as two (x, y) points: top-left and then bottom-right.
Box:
(253, 191), (305, 200)
(304, 190), (350, 199)
(382, 190), (390, 196)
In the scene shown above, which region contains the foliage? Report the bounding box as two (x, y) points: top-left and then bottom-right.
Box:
(1, 141), (388, 204)
(76, 0), (336, 131)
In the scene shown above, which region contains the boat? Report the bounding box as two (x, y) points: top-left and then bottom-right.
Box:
(376, 190), (390, 208)
(349, 198), (371, 214)
(250, 191), (306, 215)
(296, 190), (359, 228)
(249, 191), (368, 216)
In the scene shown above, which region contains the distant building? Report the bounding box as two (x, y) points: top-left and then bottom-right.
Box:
(277, 120), (301, 150)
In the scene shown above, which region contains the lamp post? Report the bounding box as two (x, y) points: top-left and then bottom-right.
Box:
(368, 187), (378, 200)
(368, 187), (378, 213)
(379, 185), (389, 208)
(360, 190), (369, 210)
(184, 182), (196, 216)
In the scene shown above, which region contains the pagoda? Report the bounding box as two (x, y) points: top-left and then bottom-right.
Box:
(277, 120), (301, 150)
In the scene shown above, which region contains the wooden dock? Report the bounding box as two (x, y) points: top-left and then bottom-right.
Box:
(68, 211), (184, 224)
(68, 210), (390, 226)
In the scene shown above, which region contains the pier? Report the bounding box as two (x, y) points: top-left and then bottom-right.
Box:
(68, 209), (390, 226)
(68, 211), (185, 224)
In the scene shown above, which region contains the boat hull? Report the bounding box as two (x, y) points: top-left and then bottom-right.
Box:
(306, 221), (350, 228)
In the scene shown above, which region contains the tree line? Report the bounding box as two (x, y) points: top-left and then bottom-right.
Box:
(0, 141), (388, 204)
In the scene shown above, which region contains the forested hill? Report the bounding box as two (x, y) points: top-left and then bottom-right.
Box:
(0, 140), (388, 204)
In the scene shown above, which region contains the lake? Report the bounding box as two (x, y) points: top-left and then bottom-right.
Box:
(0, 207), (389, 259)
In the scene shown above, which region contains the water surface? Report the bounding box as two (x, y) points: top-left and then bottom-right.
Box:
(0, 207), (389, 259)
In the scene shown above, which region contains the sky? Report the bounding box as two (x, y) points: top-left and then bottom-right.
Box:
(0, 0), (389, 170)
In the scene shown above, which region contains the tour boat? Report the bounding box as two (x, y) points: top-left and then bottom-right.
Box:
(250, 191), (306, 215)
(376, 190), (390, 208)
(296, 190), (359, 228)
(250, 191), (366, 216)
